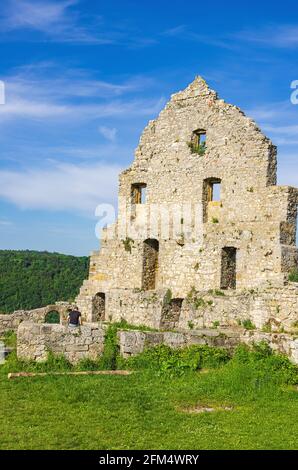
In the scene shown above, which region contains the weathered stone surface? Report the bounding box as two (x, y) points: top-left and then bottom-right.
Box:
(17, 322), (105, 364)
(7, 78), (298, 367)
(118, 327), (298, 364)
(0, 302), (74, 335)
(75, 77), (298, 332)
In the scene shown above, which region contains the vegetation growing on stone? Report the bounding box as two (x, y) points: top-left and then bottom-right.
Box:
(241, 319), (256, 330)
(163, 289), (173, 305)
(187, 140), (206, 155)
(289, 269), (298, 282)
(122, 237), (134, 253)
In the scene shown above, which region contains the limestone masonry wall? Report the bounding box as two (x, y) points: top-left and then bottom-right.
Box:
(76, 77), (298, 329)
(118, 328), (298, 364)
(17, 322), (105, 363)
(16, 322), (298, 365)
(0, 302), (73, 335)
(8, 77), (298, 367)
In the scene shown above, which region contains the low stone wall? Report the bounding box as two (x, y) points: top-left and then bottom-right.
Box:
(0, 302), (74, 335)
(118, 328), (241, 357)
(118, 328), (298, 364)
(17, 322), (105, 363)
(15, 320), (298, 365)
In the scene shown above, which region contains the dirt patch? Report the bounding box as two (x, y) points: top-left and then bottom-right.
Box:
(180, 404), (233, 414)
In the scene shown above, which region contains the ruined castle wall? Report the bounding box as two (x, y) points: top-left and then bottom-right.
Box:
(177, 284), (298, 331)
(79, 283), (298, 332)
(17, 322), (105, 363)
(106, 288), (165, 329)
(76, 78), (298, 323)
(0, 303), (73, 335)
(118, 328), (298, 364)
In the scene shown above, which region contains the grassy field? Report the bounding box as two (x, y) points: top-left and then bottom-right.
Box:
(0, 337), (298, 450)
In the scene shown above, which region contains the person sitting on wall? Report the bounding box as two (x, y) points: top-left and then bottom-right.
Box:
(67, 306), (82, 328)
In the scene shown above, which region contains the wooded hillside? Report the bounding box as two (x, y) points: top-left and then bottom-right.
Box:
(0, 250), (89, 313)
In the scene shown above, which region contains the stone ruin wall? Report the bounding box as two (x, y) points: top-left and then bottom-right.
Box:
(4, 78), (298, 366)
(118, 328), (298, 365)
(17, 322), (104, 363)
(76, 78), (298, 326)
(77, 284), (298, 333)
(0, 302), (74, 335)
(16, 321), (298, 365)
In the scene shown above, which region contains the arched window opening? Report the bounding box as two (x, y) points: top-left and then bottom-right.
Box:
(45, 310), (60, 324)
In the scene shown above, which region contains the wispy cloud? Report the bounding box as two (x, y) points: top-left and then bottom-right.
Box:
(0, 0), (109, 44)
(0, 0), (157, 46)
(98, 126), (117, 142)
(0, 162), (121, 213)
(234, 25), (298, 48)
(1, 0), (76, 31)
(0, 219), (13, 226)
(160, 24), (242, 50)
(0, 64), (165, 122)
(0, 94), (165, 121)
(162, 25), (187, 37)
(161, 23), (298, 51)
(245, 100), (298, 145)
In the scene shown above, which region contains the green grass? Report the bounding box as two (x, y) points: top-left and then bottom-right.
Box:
(1, 330), (17, 348)
(0, 343), (298, 450)
(289, 269), (298, 282)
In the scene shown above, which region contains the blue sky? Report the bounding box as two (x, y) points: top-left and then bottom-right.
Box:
(0, 0), (298, 256)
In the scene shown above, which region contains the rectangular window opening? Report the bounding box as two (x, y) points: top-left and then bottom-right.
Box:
(131, 183), (147, 204)
(190, 130), (206, 156)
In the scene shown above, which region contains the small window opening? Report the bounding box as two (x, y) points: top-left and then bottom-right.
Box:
(92, 293), (106, 321)
(205, 179), (221, 202)
(203, 178), (222, 222)
(221, 247), (237, 290)
(189, 129), (206, 155)
(131, 183), (147, 204)
(142, 239), (159, 290)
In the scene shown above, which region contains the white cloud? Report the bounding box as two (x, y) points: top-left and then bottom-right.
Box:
(0, 66), (165, 122)
(0, 162), (121, 213)
(0, 0), (157, 46)
(0, 219), (13, 226)
(98, 126), (117, 142)
(234, 25), (298, 48)
(0, 0), (110, 44)
(262, 124), (298, 136)
(160, 25), (241, 51)
(1, 0), (76, 31)
(161, 25), (187, 37)
(0, 95), (165, 121)
(240, 100), (298, 149)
